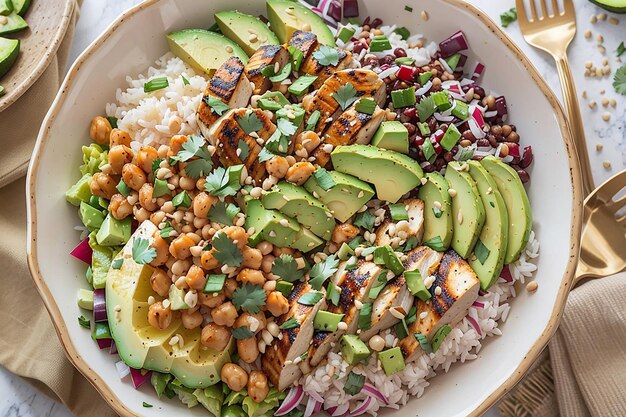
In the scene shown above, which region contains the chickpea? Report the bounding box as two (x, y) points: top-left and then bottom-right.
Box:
(256, 241), (273, 256)
(237, 268), (266, 286)
(108, 145), (134, 175)
(193, 192), (217, 218)
(247, 371), (269, 403)
(285, 161), (315, 185)
(168, 135), (188, 157)
(235, 312), (266, 334)
(261, 254), (275, 274)
(185, 265), (206, 290)
(273, 247), (294, 257)
(109, 193), (133, 220)
(237, 337), (259, 364)
(89, 173), (117, 199)
(265, 156), (289, 179)
(135, 146), (158, 174)
(295, 131), (321, 153)
(147, 301), (172, 330)
(150, 210), (166, 226)
(199, 292), (225, 308)
(201, 248), (220, 270)
(332, 223), (360, 244)
(150, 268), (170, 297)
(136, 183), (158, 211)
(89, 116), (112, 145)
(221, 363), (248, 392)
(150, 234), (169, 266)
(133, 205), (151, 223)
(201, 323), (231, 350)
(223, 278), (238, 299)
(178, 175), (196, 191)
(242, 246), (263, 269)
(109, 128), (131, 147)
(221, 226), (248, 249)
(266, 291), (289, 317)
(181, 309), (203, 329)
(122, 163), (147, 191)
(169, 234), (195, 259)
(211, 301), (238, 327)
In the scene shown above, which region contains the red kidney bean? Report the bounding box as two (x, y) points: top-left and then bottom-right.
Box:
(471, 155), (484, 161)
(443, 152), (455, 162)
(370, 18), (383, 28)
(517, 169), (530, 183)
(353, 42), (366, 54)
(367, 58), (379, 67)
(487, 135), (498, 147)
(403, 107), (417, 121)
(427, 118), (438, 131)
(404, 123), (417, 136)
(476, 138), (491, 147)
(423, 163), (435, 173)
(462, 129), (475, 140)
(362, 16), (371, 26)
(412, 136), (425, 146)
(495, 135), (507, 143)
(434, 158), (446, 171)
(394, 48), (407, 58)
(520, 146), (533, 168)
(473, 86), (485, 98)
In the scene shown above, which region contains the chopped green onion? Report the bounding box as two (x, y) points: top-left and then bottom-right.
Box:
(355, 97), (376, 115)
(326, 281), (341, 306)
(433, 206), (443, 218)
(181, 75), (190, 85)
(269, 63), (292, 83)
(395, 57), (415, 66)
(78, 315), (90, 329)
(474, 239), (491, 264)
(394, 318), (409, 339)
(389, 203), (409, 221)
(431, 324), (452, 352)
(298, 291), (323, 305)
(203, 274), (226, 293)
(144, 77), (169, 93)
(457, 146), (475, 161)
(280, 317), (300, 330)
(391, 86), (416, 108)
(445, 53), (463, 71)
(344, 371), (366, 396)
(431, 91), (452, 111)
(441, 124), (461, 151)
(358, 302), (372, 330)
(347, 236), (365, 250)
(305, 110), (321, 131)
(404, 5), (413, 12)
(394, 27), (411, 40)
(143, 402), (153, 408)
(421, 139), (436, 162)
(288, 74), (318, 96)
(312, 168), (336, 191)
(414, 333), (433, 353)
(369, 35), (392, 52)
(417, 122), (431, 136)
(405, 270), (431, 301)
(423, 235), (446, 251)
(451, 100), (470, 120)
(116, 180), (131, 197)
(288, 45), (305, 71)
(418, 71), (433, 85)
(106, 116), (118, 129)
(276, 280), (294, 297)
(172, 191), (191, 208)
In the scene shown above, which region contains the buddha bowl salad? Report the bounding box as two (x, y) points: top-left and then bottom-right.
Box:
(65, 1), (538, 415)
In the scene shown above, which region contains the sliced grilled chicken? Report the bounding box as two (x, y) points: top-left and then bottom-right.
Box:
(262, 281), (326, 390)
(311, 105), (385, 167)
(206, 108), (276, 182)
(301, 46), (353, 89)
(302, 69), (386, 133)
(197, 57), (252, 138)
(244, 45), (290, 95)
(403, 245), (444, 278)
(288, 30), (319, 61)
(375, 199), (425, 247)
(399, 249), (480, 362)
(308, 261), (384, 367)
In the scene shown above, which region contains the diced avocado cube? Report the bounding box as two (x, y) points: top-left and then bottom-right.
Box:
(451, 100), (469, 120)
(276, 280), (294, 297)
(336, 242), (355, 260)
(405, 270), (431, 301)
(244, 199), (300, 249)
(369, 35), (391, 52)
(378, 347), (405, 375)
(169, 285), (190, 310)
(153, 178), (170, 198)
(337, 25), (356, 43)
(291, 227), (324, 253)
(431, 91), (452, 111)
(0, 0), (13, 16)
(418, 71), (433, 85)
(441, 124), (461, 151)
(92, 322), (111, 340)
(314, 311), (344, 332)
(66, 174), (93, 206)
(340, 334), (371, 365)
(276, 104), (305, 128)
(77, 288), (94, 310)
(389, 203), (409, 221)
(257, 91), (290, 111)
(373, 245), (405, 275)
(79, 202), (106, 230)
(371, 121), (409, 154)
(96, 214), (131, 246)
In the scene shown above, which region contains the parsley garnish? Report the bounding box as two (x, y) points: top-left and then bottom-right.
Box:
(257, 147), (277, 163)
(403, 236), (419, 252)
(78, 315), (90, 329)
(160, 223), (175, 239)
(235, 111), (263, 134)
(614, 65), (626, 95)
(298, 291), (324, 305)
(265, 130), (289, 154)
(423, 236), (446, 251)
(151, 158), (163, 175)
(204, 165), (243, 197)
(209, 201), (240, 225)
(184, 158), (213, 179)
(326, 282), (341, 306)
(368, 272), (388, 299)
(181, 75), (190, 85)
(309, 254), (339, 290)
(238, 139), (250, 161)
(416, 96), (436, 122)
(169, 136), (213, 179)
(203, 274), (226, 294)
(500, 7), (517, 27)
(343, 371), (365, 396)
(232, 326), (254, 339)
(617, 42), (625, 58)
(132, 238), (157, 265)
(272, 254), (307, 282)
(277, 118), (298, 137)
(331, 83), (359, 111)
(312, 168), (335, 191)
(212, 232), (243, 267)
(313, 45), (341, 66)
(474, 239), (491, 264)
(111, 258), (123, 270)
(204, 95), (230, 116)
(279, 317), (300, 330)
(353, 210), (376, 231)
(269, 62), (292, 83)
(232, 283), (267, 314)
(143, 402), (153, 408)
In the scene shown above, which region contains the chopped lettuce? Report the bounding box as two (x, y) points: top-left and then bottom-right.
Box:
(194, 385), (224, 417)
(224, 389), (247, 406)
(80, 144), (108, 176)
(242, 388), (285, 417)
(170, 379), (199, 408)
(151, 371), (172, 398)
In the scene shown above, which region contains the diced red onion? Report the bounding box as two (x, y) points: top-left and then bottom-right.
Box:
(459, 77), (475, 87)
(378, 66), (399, 80)
(501, 155), (514, 163)
(471, 62), (485, 80)
(329, 403), (350, 417)
(456, 53), (468, 69)
(471, 106), (485, 128)
(93, 288), (107, 323)
(115, 360), (130, 379)
(507, 143), (521, 158)
(483, 110), (498, 118)
(501, 265), (513, 282)
(327, 0), (342, 22)
(415, 81), (432, 96)
(438, 58), (453, 74)
(466, 315), (482, 336)
(495, 96), (508, 116)
(397, 65), (414, 82)
(96, 338), (113, 350)
(343, 0), (359, 17)
(308, 389), (324, 404)
(472, 301), (485, 309)
(439, 31), (469, 58)
(276, 386), (304, 416)
(304, 397), (321, 417)
(314, 400), (323, 414)
(442, 80), (462, 94)
(349, 397), (374, 417)
(70, 238), (92, 265)
(363, 383), (389, 405)
(110, 341), (118, 355)
(130, 368), (152, 389)
(434, 113), (454, 122)
(469, 119), (485, 140)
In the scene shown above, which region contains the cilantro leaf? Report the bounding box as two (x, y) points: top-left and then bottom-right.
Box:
(614, 65), (626, 95)
(279, 317), (300, 330)
(132, 238), (157, 265)
(236, 111), (263, 134)
(212, 232), (243, 267)
(238, 140), (250, 161)
(111, 258), (123, 270)
(331, 83), (359, 111)
(170, 136), (213, 179)
(204, 95), (230, 116)
(353, 210), (376, 231)
(209, 201), (240, 225)
(313, 45), (341, 66)
(232, 283), (267, 314)
(617, 41), (625, 58)
(204, 166), (243, 197)
(277, 118), (298, 137)
(265, 131), (289, 155)
(500, 7), (517, 27)
(272, 254), (307, 282)
(78, 315), (90, 329)
(184, 158), (213, 179)
(298, 291), (324, 305)
(258, 147), (277, 163)
(312, 168), (335, 191)
(416, 96), (436, 121)
(269, 62), (293, 83)
(232, 326), (254, 339)
(474, 239), (491, 264)
(309, 254), (339, 290)
(326, 282), (341, 306)
(344, 372), (365, 395)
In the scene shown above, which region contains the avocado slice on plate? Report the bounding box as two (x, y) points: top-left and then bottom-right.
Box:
(215, 11), (280, 56)
(0, 0), (13, 16)
(0, 37), (19, 78)
(0, 13), (27, 36)
(589, 0), (626, 13)
(481, 155), (532, 264)
(266, 0), (335, 45)
(106, 221), (233, 388)
(467, 161), (509, 290)
(167, 29), (248, 77)
(11, 0), (30, 16)
(444, 161), (485, 259)
(418, 172), (453, 251)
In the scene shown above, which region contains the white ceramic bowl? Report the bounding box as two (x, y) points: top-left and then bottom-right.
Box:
(27, 0), (583, 416)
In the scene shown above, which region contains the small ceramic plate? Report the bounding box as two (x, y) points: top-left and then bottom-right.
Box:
(0, 0), (75, 112)
(27, 0), (583, 416)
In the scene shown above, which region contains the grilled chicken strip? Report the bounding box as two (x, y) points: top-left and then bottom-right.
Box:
(308, 261), (384, 367)
(376, 199), (425, 247)
(206, 108), (276, 182)
(301, 46), (353, 89)
(311, 105), (385, 167)
(399, 249), (480, 362)
(197, 57), (253, 139)
(244, 45), (290, 95)
(288, 30), (319, 61)
(262, 281), (326, 390)
(302, 69), (386, 134)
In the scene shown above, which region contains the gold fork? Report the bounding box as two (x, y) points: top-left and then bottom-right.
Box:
(516, 0), (595, 197)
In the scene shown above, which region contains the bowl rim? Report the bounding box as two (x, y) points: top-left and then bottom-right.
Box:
(25, 0), (584, 416)
(0, 0), (76, 113)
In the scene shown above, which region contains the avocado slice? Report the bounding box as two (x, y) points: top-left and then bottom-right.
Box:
(371, 121), (409, 154)
(304, 170), (374, 223)
(444, 162), (485, 259)
(0, 13), (27, 35)
(215, 11), (280, 56)
(0, 0), (13, 16)
(340, 335), (371, 365)
(11, 0), (29, 16)
(106, 221), (233, 388)
(262, 181), (335, 240)
(418, 172), (453, 251)
(266, 0), (335, 45)
(331, 144), (424, 203)
(467, 161), (509, 290)
(95, 214), (131, 247)
(589, 0), (626, 13)
(292, 226), (324, 253)
(244, 198), (300, 247)
(167, 29), (248, 77)
(0, 37), (18, 77)
(79, 201), (106, 231)
(481, 156), (532, 264)
(378, 347), (406, 375)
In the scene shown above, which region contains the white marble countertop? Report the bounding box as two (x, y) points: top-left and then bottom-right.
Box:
(1, 0), (623, 416)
